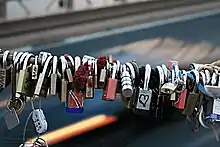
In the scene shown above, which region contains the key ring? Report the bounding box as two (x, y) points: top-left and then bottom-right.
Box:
(6, 97), (24, 115)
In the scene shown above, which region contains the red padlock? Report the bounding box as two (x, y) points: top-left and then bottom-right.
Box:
(174, 70), (187, 109)
(168, 60), (178, 70)
(66, 90), (84, 113)
(102, 62), (118, 101)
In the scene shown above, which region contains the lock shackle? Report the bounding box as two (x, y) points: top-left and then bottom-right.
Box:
(22, 53), (33, 70)
(19, 52), (29, 65)
(64, 54), (74, 68)
(218, 72), (220, 87)
(191, 70), (200, 87)
(116, 60), (121, 74)
(13, 51), (18, 61)
(42, 56), (53, 75)
(125, 62), (135, 82)
(211, 69), (218, 86)
(161, 64), (168, 81)
(74, 56), (81, 73)
(19, 52), (29, 70)
(204, 69), (210, 84)
(60, 56), (67, 78)
(143, 64), (151, 90)
(111, 63), (117, 79)
(181, 70), (187, 85)
(2, 50), (10, 68)
(200, 71), (206, 85)
(52, 56), (58, 74)
(173, 64), (180, 81)
(34, 55), (38, 66)
(94, 59), (98, 76)
(156, 66), (164, 88)
(14, 52), (23, 66)
(82, 55), (95, 64)
(39, 52), (52, 66)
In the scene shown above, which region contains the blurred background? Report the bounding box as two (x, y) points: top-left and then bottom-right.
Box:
(1, 0), (220, 147)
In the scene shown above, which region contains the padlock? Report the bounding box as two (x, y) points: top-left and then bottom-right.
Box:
(102, 62), (118, 101)
(31, 55), (39, 80)
(121, 64), (133, 98)
(64, 54), (75, 83)
(174, 70), (187, 109)
(16, 53), (34, 97)
(0, 50), (11, 91)
(59, 56), (68, 103)
(182, 70), (200, 115)
(50, 56), (58, 95)
(94, 59), (98, 88)
(99, 67), (106, 89)
(66, 90), (84, 113)
(34, 56), (53, 97)
(135, 64), (152, 111)
(74, 56), (81, 74)
(85, 60), (94, 99)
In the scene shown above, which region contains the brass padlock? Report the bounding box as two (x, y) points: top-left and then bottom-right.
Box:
(16, 53), (34, 97)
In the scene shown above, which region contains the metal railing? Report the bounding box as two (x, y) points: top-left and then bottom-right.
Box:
(0, 0), (154, 20)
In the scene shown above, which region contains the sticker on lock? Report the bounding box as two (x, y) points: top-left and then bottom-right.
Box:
(136, 90), (152, 110)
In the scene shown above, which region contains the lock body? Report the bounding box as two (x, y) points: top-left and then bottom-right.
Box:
(182, 92), (199, 115)
(39, 77), (50, 98)
(85, 76), (94, 99)
(61, 79), (68, 103)
(136, 89), (152, 110)
(66, 68), (73, 83)
(174, 90), (187, 109)
(50, 73), (57, 95)
(0, 68), (11, 90)
(102, 78), (118, 101)
(66, 90), (84, 113)
(99, 68), (106, 88)
(16, 69), (34, 97)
